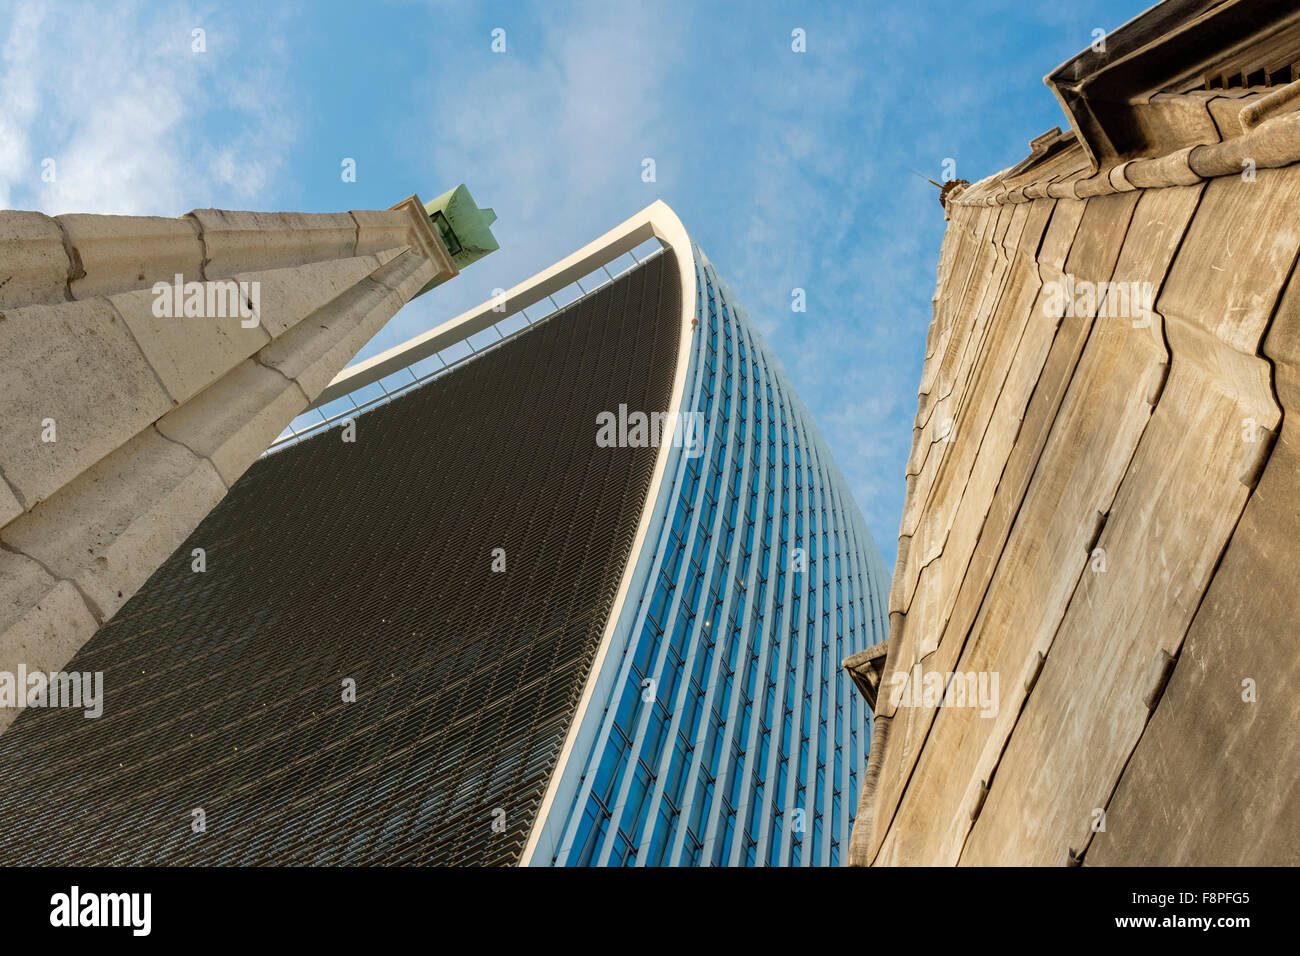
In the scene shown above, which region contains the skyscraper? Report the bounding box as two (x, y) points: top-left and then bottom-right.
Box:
(0, 202), (888, 866)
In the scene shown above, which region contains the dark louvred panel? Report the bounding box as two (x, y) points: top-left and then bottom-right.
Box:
(0, 250), (681, 866)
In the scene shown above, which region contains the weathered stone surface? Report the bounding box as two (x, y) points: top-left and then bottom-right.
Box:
(0, 297), (173, 508)
(108, 286), (271, 405)
(0, 572), (99, 736)
(258, 251), (428, 400)
(232, 254), (383, 337)
(371, 246), (410, 267)
(187, 209), (357, 276)
(873, 193), (1149, 866)
(1087, 269), (1300, 865)
(866, 201), (1080, 863)
(858, 131), (1300, 865)
(1137, 92), (1222, 153)
(0, 210), (71, 309)
(0, 427), (227, 624)
(156, 358), (308, 486)
(1190, 111), (1300, 178)
(57, 214), (205, 300)
(1123, 145), (1200, 188)
(1206, 93), (1255, 139)
(897, 201), (1056, 618)
(371, 249), (438, 305)
(350, 208), (418, 257)
(0, 479), (20, 527)
(952, 184), (1232, 866)
(0, 550), (101, 692)
(1086, 426), (1300, 866)
(962, 367), (1269, 865)
(0, 549), (61, 635)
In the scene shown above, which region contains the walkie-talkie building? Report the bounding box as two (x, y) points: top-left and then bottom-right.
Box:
(0, 202), (888, 866)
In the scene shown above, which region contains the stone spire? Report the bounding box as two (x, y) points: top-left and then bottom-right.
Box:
(0, 191), (495, 734)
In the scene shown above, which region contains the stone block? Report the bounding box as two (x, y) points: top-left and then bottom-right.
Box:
(0, 479), (19, 528)
(0, 580), (99, 736)
(108, 286), (271, 405)
(156, 358), (308, 485)
(371, 251), (437, 305)
(1, 428), (227, 623)
(0, 297), (173, 507)
(372, 245), (411, 267)
(0, 549), (59, 636)
(187, 209), (357, 276)
(257, 260), (415, 400)
(350, 208), (417, 257)
(57, 213), (205, 300)
(0, 210), (71, 309)
(232, 255), (382, 337)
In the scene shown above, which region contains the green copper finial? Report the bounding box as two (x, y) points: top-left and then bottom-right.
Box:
(425, 183), (499, 271)
(411, 183), (499, 298)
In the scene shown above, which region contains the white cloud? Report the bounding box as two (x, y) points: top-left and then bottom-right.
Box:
(0, 1), (296, 216)
(0, 2), (44, 209)
(384, 2), (921, 561)
(378, 1), (691, 346)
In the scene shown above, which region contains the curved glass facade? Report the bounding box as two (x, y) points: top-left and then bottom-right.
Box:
(0, 215), (888, 869)
(537, 248), (889, 866)
(0, 252), (685, 867)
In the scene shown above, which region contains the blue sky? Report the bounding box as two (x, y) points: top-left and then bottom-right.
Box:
(0, 0), (1149, 564)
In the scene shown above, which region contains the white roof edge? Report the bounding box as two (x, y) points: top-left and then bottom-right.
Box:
(514, 201), (698, 866)
(308, 199), (692, 410)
